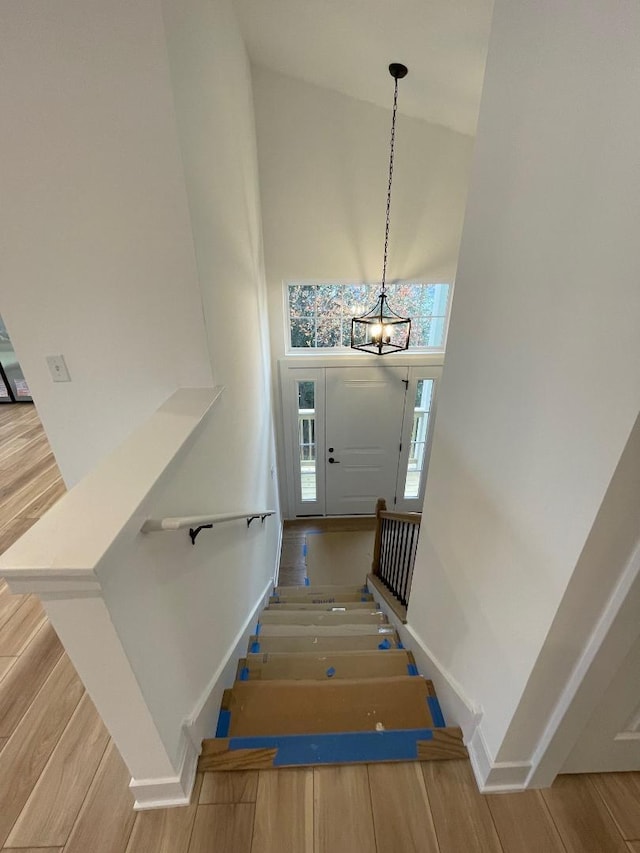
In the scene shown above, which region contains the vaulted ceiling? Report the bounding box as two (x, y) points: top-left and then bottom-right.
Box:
(234, 0), (494, 136)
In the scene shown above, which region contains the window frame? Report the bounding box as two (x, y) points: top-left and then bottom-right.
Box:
(283, 280), (453, 356)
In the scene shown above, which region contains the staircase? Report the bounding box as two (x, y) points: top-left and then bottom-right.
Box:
(198, 581), (467, 772)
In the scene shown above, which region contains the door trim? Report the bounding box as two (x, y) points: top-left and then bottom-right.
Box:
(280, 359), (443, 518)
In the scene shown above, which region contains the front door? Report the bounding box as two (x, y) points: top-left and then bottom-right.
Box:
(324, 366), (408, 515)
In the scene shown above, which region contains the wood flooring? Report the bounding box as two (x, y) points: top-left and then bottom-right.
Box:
(1, 404), (640, 852)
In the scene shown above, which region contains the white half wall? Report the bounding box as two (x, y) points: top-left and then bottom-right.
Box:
(407, 0), (640, 772)
(0, 0), (213, 487)
(251, 67), (475, 515)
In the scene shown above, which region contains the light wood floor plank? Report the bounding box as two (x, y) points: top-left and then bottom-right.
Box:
(0, 462), (61, 533)
(0, 517), (39, 557)
(0, 584), (26, 631)
(542, 774), (628, 852)
(487, 789), (566, 852)
(0, 655), (84, 847)
(0, 622), (63, 736)
(251, 769), (313, 853)
(314, 766), (376, 853)
(0, 595), (46, 655)
(200, 771), (258, 804)
(7, 692), (110, 847)
(2, 847), (62, 853)
(188, 804), (255, 853)
(369, 762), (440, 853)
(125, 774), (203, 853)
(627, 843), (640, 851)
(590, 772), (640, 840)
(422, 760), (502, 853)
(63, 740), (136, 853)
(0, 657), (16, 683)
(22, 477), (66, 519)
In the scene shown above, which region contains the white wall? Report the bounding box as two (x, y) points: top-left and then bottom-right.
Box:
(407, 0), (640, 767)
(98, 393), (280, 771)
(0, 0), (213, 486)
(252, 67), (475, 513)
(0, 0), (281, 796)
(143, 0), (280, 761)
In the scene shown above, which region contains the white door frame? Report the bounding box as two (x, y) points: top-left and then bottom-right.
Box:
(279, 357), (443, 517)
(395, 365), (442, 512)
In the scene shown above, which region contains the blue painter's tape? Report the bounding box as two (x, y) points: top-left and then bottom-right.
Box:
(360, 596), (368, 602)
(226, 729), (434, 766)
(427, 695), (446, 728)
(255, 622), (261, 635)
(378, 638), (392, 650)
(326, 667), (336, 678)
(361, 585), (368, 593)
(305, 577), (310, 586)
(239, 667), (250, 681)
(216, 709), (231, 738)
(302, 542), (308, 556)
(407, 663), (419, 676)
(397, 641), (405, 649)
(250, 641), (261, 653)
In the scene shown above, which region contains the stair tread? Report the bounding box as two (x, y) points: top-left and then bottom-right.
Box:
(275, 585), (368, 595)
(259, 610), (385, 625)
(257, 623), (393, 637)
(247, 634), (402, 653)
(222, 676), (436, 736)
(240, 649), (416, 681)
(199, 725), (467, 770)
(268, 600), (376, 610)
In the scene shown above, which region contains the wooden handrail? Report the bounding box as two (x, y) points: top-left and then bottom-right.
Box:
(371, 498), (386, 575)
(379, 510), (421, 525)
(142, 510), (276, 544)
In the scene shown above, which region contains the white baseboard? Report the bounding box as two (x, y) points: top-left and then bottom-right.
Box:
(467, 726), (531, 792)
(183, 577), (274, 752)
(368, 585), (482, 741)
(403, 623), (483, 742)
(369, 583), (533, 793)
(273, 519), (284, 588)
(128, 576), (275, 810)
(129, 727), (199, 810)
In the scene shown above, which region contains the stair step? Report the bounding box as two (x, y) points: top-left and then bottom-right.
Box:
(247, 633), (402, 654)
(259, 610), (385, 626)
(238, 650), (418, 681)
(199, 725), (467, 771)
(275, 585), (368, 598)
(218, 676), (440, 737)
(268, 600), (376, 610)
(256, 623), (393, 637)
(271, 592), (373, 604)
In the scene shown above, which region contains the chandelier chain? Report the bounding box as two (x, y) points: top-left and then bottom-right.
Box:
(381, 75), (399, 294)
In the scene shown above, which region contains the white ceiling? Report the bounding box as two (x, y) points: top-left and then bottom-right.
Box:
(234, 0), (494, 137)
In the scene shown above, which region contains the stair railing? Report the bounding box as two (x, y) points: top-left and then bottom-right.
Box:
(371, 498), (421, 621)
(142, 510), (276, 544)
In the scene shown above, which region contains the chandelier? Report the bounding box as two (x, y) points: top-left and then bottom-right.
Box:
(351, 63), (411, 355)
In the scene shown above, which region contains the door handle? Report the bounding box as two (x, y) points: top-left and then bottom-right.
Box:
(328, 457), (340, 464)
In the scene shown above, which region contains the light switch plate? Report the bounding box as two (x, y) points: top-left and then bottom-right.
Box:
(46, 354), (71, 382)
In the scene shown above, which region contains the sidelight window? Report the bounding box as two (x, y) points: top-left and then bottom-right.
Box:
(404, 379), (433, 499)
(297, 381), (316, 502)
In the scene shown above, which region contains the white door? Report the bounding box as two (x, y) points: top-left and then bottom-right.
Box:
(325, 366), (408, 515)
(562, 633), (640, 772)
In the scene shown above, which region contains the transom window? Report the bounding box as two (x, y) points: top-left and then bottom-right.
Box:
(286, 282), (451, 352)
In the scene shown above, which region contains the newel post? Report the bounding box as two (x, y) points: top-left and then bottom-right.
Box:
(372, 498), (386, 575)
